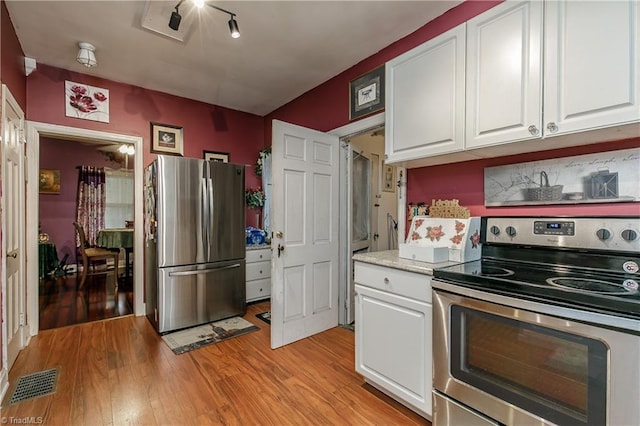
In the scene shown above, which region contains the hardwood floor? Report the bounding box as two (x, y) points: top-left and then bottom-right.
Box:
(39, 272), (134, 330)
(3, 301), (430, 425)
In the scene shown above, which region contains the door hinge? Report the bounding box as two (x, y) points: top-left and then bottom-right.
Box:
(19, 313), (25, 326)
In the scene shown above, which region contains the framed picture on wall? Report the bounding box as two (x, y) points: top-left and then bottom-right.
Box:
(203, 150), (230, 163)
(349, 65), (385, 120)
(39, 169), (61, 194)
(151, 122), (184, 156)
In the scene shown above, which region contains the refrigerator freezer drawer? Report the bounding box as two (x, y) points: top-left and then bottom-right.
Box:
(158, 260), (246, 333)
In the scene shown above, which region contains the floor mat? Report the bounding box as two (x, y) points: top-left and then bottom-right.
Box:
(162, 317), (259, 355)
(8, 367), (59, 405)
(256, 311), (271, 324)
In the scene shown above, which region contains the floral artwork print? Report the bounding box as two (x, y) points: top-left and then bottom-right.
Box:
(470, 230), (481, 248)
(450, 219), (466, 245)
(426, 225), (445, 241)
(65, 81), (109, 123)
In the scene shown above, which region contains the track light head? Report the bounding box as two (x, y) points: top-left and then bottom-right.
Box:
(169, 1), (240, 38)
(228, 16), (240, 38)
(169, 7), (182, 31)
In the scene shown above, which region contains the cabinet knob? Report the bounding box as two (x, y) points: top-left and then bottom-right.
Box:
(383, 277), (390, 284)
(528, 125), (539, 136)
(546, 122), (558, 133)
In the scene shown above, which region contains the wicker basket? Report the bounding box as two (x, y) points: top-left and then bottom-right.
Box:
(524, 171), (563, 201)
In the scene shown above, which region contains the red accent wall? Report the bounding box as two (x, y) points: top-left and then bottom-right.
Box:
(1, 0), (26, 110)
(266, 0), (640, 218)
(407, 139), (640, 218)
(265, 1), (502, 137)
(39, 137), (126, 262)
(27, 64), (265, 227)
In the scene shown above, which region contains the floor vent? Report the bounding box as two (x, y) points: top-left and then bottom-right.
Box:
(8, 368), (59, 405)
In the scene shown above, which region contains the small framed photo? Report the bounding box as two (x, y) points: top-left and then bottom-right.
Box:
(349, 65), (385, 121)
(39, 169), (61, 194)
(203, 150), (230, 163)
(151, 122), (183, 156)
(383, 164), (396, 193)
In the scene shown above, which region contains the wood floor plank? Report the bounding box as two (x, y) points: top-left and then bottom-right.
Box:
(3, 300), (431, 425)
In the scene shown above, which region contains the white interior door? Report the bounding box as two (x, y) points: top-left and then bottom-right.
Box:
(2, 84), (27, 371)
(270, 120), (340, 349)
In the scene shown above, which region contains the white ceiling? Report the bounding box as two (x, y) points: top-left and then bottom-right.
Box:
(6, 1), (462, 116)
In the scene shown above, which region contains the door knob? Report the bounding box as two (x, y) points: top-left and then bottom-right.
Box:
(277, 244), (285, 257)
(7, 252), (17, 259)
(275, 231), (284, 238)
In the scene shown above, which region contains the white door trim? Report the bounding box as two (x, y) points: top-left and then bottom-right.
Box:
(25, 121), (144, 336)
(328, 113), (407, 325)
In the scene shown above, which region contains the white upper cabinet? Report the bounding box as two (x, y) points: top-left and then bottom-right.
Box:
(544, 0), (640, 136)
(384, 1), (639, 167)
(385, 24), (466, 163)
(465, 1), (543, 148)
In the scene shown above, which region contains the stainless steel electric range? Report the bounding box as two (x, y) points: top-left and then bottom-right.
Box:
(431, 216), (640, 426)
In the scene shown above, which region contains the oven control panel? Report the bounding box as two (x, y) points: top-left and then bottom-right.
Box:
(483, 217), (640, 252)
(533, 220), (575, 236)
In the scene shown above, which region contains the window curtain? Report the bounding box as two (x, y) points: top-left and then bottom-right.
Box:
(352, 154), (370, 243)
(76, 166), (106, 247)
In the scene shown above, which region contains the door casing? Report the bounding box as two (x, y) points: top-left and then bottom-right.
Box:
(25, 122), (144, 336)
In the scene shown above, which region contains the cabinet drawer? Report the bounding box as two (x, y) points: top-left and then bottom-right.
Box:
(246, 248), (271, 263)
(247, 278), (271, 301)
(354, 262), (431, 302)
(246, 261), (271, 281)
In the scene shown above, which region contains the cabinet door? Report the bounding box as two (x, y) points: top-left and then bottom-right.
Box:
(385, 24), (465, 163)
(355, 284), (432, 417)
(465, 0), (543, 149)
(544, 1), (640, 135)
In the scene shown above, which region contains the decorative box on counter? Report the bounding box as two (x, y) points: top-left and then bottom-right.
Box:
(399, 216), (482, 263)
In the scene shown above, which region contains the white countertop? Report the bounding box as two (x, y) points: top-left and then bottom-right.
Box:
(352, 249), (458, 276)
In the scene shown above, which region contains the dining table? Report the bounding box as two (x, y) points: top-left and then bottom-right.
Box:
(96, 228), (134, 277)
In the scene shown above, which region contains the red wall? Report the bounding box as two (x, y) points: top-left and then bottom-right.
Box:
(266, 0), (640, 218)
(407, 139), (640, 218)
(27, 64), (266, 227)
(1, 0), (26, 110)
(265, 1), (502, 137)
(39, 137), (126, 262)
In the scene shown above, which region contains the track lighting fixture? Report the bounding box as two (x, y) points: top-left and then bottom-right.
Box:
(168, 0), (240, 38)
(169, 4), (182, 31)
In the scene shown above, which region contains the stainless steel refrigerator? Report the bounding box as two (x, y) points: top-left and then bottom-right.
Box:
(144, 155), (246, 333)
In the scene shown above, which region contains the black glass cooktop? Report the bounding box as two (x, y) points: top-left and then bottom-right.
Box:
(434, 258), (640, 320)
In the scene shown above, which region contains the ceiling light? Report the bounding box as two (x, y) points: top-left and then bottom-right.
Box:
(169, 1), (240, 39)
(76, 42), (97, 68)
(119, 144), (135, 155)
(228, 16), (240, 39)
(169, 4), (182, 31)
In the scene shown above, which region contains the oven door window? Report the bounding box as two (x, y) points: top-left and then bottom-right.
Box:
(451, 306), (607, 426)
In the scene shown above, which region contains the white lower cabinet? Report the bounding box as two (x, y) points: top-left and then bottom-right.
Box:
(354, 262), (432, 419)
(246, 247), (271, 302)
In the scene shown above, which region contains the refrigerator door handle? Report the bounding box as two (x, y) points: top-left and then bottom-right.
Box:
(168, 263), (241, 276)
(201, 175), (209, 255)
(208, 173), (214, 261)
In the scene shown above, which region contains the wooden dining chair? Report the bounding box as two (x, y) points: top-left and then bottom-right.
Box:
(73, 221), (119, 289)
